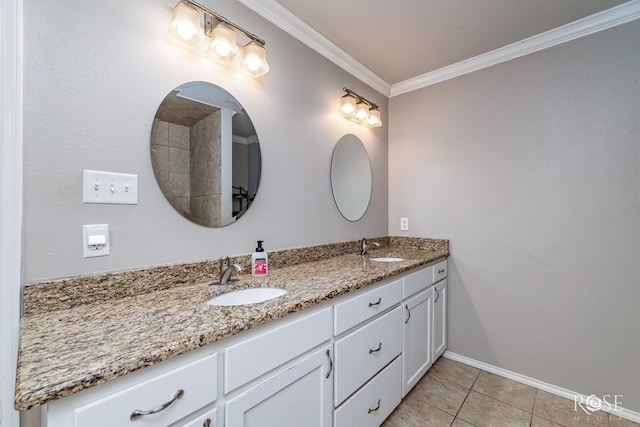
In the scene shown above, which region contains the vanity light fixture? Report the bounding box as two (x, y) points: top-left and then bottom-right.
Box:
(168, 0), (269, 76)
(338, 88), (382, 128)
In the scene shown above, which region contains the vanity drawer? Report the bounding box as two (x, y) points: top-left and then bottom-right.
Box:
(433, 259), (448, 282)
(402, 265), (434, 298)
(334, 306), (403, 405)
(333, 356), (402, 427)
(334, 279), (402, 335)
(74, 353), (217, 427)
(225, 307), (332, 393)
(180, 406), (217, 427)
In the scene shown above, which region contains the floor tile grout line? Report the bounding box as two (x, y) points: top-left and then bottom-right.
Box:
(529, 389), (537, 426)
(449, 368), (481, 425)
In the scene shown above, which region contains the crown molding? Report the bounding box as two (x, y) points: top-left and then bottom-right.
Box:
(236, 0), (391, 96)
(238, 0), (640, 98)
(390, 0), (640, 96)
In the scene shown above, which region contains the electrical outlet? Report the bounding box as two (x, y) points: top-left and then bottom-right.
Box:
(400, 217), (409, 231)
(83, 224), (110, 258)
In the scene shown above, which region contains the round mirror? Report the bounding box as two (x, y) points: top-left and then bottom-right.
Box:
(150, 81), (261, 227)
(330, 134), (372, 221)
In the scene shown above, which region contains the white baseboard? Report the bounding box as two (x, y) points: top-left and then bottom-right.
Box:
(443, 351), (640, 424)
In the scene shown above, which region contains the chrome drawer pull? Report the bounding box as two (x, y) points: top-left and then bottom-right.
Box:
(203, 419), (211, 427)
(405, 304), (411, 324)
(368, 297), (382, 307)
(434, 288), (440, 303)
(130, 389), (184, 421)
(369, 342), (382, 354)
(438, 268), (445, 274)
(325, 349), (333, 379)
(368, 399), (381, 414)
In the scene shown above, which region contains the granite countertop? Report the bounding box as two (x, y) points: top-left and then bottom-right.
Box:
(14, 238), (448, 410)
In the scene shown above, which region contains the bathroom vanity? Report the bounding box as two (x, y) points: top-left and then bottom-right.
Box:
(15, 238), (448, 427)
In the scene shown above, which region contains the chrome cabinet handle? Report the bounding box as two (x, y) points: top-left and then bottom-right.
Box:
(405, 304), (411, 324)
(438, 268), (445, 274)
(368, 399), (381, 414)
(434, 287), (440, 303)
(368, 297), (382, 307)
(325, 349), (333, 379)
(369, 342), (382, 354)
(130, 389), (184, 421)
(203, 419), (211, 427)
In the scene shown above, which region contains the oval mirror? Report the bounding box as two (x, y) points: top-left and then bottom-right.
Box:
(330, 134), (372, 221)
(150, 81), (261, 227)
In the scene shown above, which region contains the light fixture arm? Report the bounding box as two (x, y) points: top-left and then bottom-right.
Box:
(343, 87), (378, 110)
(181, 0), (266, 46)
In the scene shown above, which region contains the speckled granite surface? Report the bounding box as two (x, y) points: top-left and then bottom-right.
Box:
(15, 237), (448, 410)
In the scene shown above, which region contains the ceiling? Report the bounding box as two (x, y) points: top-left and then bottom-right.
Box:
(239, 0), (637, 95)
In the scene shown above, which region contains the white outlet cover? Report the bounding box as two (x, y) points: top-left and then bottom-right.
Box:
(83, 224), (110, 258)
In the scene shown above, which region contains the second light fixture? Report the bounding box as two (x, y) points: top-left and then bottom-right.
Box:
(169, 0), (269, 77)
(339, 88), (382, 128)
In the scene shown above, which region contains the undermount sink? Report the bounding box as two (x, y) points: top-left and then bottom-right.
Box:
(370, 257), (405, 262)
(206, 288), (287, 306)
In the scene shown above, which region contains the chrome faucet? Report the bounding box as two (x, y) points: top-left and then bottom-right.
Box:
(360, 238), (380, 256)
(219, 256), (243, 284)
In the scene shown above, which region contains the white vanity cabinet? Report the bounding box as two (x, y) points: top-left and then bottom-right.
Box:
(402, 287), (433, 397)
(225, 346), (333, 427)
(332, 279), (403, 427)
(179, 407), (217, 427)
(401, 260), (448, 397)
(46, 352), (218, 427)
(334, 306), (403, 405)
(39, 258), (448, 427)
(224, 307), (332, 394)
(433, 278), (448, 361)
(224, 307), (333, 427)
(333, 356), (402, 427)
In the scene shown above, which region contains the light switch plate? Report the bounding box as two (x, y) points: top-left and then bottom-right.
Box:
(83, 224), (110, 258)
(83, 170), (138, 204)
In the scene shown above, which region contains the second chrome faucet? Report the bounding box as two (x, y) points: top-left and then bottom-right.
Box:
(360, 238), (380, 256)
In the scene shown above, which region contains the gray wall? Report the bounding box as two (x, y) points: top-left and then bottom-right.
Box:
(23, 0), (388, 282)
(389, 21), (640, 411)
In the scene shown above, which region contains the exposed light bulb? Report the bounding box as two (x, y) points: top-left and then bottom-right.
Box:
(177, 23), (196, 40)
(245, 57), (261, 72)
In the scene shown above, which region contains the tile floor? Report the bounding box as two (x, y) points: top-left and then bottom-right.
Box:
(382, 357), (639, 427)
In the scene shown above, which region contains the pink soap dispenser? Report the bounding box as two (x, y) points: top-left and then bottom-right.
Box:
(251, 240), (268, 277)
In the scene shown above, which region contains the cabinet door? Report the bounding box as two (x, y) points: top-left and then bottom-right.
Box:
(402, 288), (432, 397)
(433, 279), (447, 361)
(225, 346), (332, 427)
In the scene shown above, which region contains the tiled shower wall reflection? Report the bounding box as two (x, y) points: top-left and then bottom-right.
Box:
(150, 111), (223, 226)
